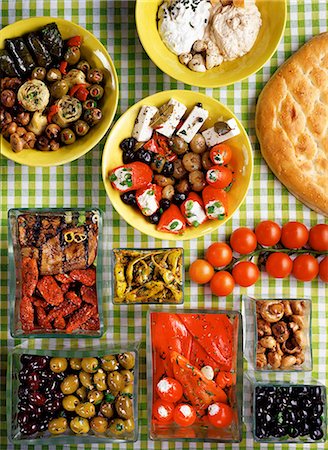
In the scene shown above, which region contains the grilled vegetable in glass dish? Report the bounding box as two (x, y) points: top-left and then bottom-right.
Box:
(113, 248), (183, 304)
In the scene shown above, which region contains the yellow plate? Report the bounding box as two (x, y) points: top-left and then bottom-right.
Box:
(135, 0), (287, 88)
(102, 90), (253, 240)
(0, 17), (119, 167)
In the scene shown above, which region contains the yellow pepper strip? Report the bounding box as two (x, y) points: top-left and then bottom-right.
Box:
(74, 233), (87, 243)
(64, 231), (75, 243)
(114, 263), (127, 298)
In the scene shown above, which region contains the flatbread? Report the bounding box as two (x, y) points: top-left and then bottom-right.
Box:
(255, 32), (328, 216)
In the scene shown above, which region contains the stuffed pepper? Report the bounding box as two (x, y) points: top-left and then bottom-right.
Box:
(157, 204), (186, 234)
(209, 144), (232, 166)
(136, 184), (162, 216)
(180, 192), (207, 228)
(206, 166), (232, 189)
(109, 161), (153, 193)
(202, 186), (228, 220)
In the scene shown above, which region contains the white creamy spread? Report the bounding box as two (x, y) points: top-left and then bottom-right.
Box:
(158, 0), (211, 55)
(206, 200), (225, 220)
(157, 379), (172, 393)
(184, 200), (206, 227)
(111, 167), (132, 191)
(137, 188), (158, 216)
(208, 403), (220, 416)
(165, 219), (184, 232)
(180, 404), (193, 417)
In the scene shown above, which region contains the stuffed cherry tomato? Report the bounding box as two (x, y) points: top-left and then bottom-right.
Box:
(153, 399), (175, 424)
(173, 403), (196, 427)
(207, 402), (233, 428)
(156, 377), (183, 403)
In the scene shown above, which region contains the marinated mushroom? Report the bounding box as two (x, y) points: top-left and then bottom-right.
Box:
(1, 89), (15, 108)
(267, 350), (282, 369)
(188, 54), (206, 72)
(259, 336), (276, 349)
(16, 112), (30, 126)
(10, 133), (24, 152)
(272, 322), (289, 343)
(45, 123), (61, 140)
(256, 353), (267, 369)
(192, 39), (207, 53)
(290, 314), (304, 330)
(179, 53), (192, 65)
(257, 319), (272, 337)
(291, 300), (306, 315)
(293, 329), (306, 347)
(295, 351), (305, 365)
(260, 301), (285, 323)
(280, 355), (297, 369)
(282, 300), (293, 316)
(281, 339), (301, 355)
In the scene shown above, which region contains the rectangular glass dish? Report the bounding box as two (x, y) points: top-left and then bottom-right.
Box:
(146, 308), (243, 442)
(112, 248), (184, 304)
(8, 207), (104, 338)
(7, 344), (139, 444)
(242, 297), (312, 372)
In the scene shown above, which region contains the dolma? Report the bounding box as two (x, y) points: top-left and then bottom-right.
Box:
(40, 23), (63, 60)
(25, 32), (52, 68)
(0, 49), (20, 77)
(5, 37), (35, 76)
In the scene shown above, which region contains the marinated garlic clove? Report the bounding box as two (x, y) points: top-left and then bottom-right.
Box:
(188, 54), (206, 73)
(267, 351), (282, 369)
(257, 319), (272, 337)
(272, 321), (289, 343)
(282, 300), (293, 316)
(260, 301), (285, 323)
(256, 352), (267, 369)
(179, 53), (192, 66)
(193, 39), (207, 53)
(280, 355), (297, 369)
(259, 336), (276, 349)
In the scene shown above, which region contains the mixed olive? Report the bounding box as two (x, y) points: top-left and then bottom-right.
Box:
(16, 352), (136, 439)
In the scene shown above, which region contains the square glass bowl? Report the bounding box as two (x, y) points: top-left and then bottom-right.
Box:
(7, 344), (139, 444)
(242, 297), (312, 372)
(112, 248), (184, 304)
(8, 208), (104, 338)
(250, 378), (327, 443)
(146, 308), (243, 442)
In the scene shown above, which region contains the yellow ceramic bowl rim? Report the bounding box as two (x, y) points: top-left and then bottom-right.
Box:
(0, 17), (119, 167)
(135, 0), (287, 88)
(102, 90), (254, 241)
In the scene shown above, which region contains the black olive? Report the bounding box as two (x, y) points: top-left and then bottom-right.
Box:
(173, 192), (187, 205)
(148, 212), (161, 224)
(160, 199), (171, 211)
(136, 149), (153, 165)
(121, 191), (137, 207)
(162, 161), (174, 177)
(120, 137), (137, 152)
(313, 403), (324, 416)
(288, 426), (300, 438)
(310, 428), (324, 440)
(123, 148), (137, 164)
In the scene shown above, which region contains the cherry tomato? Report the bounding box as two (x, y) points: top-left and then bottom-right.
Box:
(209, 144), (232, 166)
(319, 257), (328, 282)
(232, 261), (260, 287)
(207, 402), (234, 428)
(266, 252), (293, 278)
(230, 227), (257, 254)
(255, 220), (281, 247)
(308, 224), (328, 251)
(281, 222), (309, 249)
(215, 372), (234, 389)
(156, 377), (183, 403)
(210, 271), (235, 296)
(173, 403), (196, 427)
(292, 254), (319, 281)
(205, 242), (233, 268)
(189, 259), (214, 284)
(153, 399), (175, 424)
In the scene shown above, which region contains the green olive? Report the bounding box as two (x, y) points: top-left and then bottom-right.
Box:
(70, 358), (82, 370)
(83, 107), (102, 127)
(117, 352), (135, 370)
(108, 418), (126, 436)
(50, 357), (68, 373)
(81, 357), (99, 373)
(87, 68), (104, 84)
(88, 390), (104, 405)
(50, 79), (69, 98)
(60, 128), (76, 145)
(121, 370), (134, 386)
(75, 402), (96, 419)
(100, 402), (115, 419)
(83, 99), (97, 110)
(76, 386), (87, 401)
(63, 394), (80, 411)
(79, 371), (94, 390)
(90, 416), (108, 433)
(115, 395), (133, 419)
(121, 384), (133, 395)
(74, 119), (90, 137)
(89, 84), (104, 101)
(31, 67), (46, 80)
(102, 355), (119, 372)
(46, 68), (62, 82)
(94, 370), (107, 391)
(169, 136), (188, 155)
(61, 374), (79, 394)
(107, 371), (124, 394)
(48, 417), (68, 435)
(124, 418), (135, 433)
(70, 416), (90, 434)
(77, 60), (90, 73)
(64, 46), (81, 65)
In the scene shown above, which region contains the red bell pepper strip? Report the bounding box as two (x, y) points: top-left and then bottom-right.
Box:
(109, 161), (153, 193)
(136, 183), (162, 216)
(189, 337), (223, 371)
(178, 314), (233, 371)
(157, 205), (186, 234)
(59, 61), (68, 75)
(180, 192), (207, 228)
(75, 86), (89, 102)
(144, 132), (177, 161)
(171, 352), (227, 412)
(47, 105), (59, 123)
(202, 186), (228, 220)
(206, 166), (233, 189)
(67, 35), (82, 47)
(69, 83), (88, 97)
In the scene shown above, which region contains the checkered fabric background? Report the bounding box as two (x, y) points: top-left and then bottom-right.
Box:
(0, 0), (327, 448)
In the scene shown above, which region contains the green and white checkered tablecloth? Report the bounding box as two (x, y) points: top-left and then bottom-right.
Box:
(0, 0), (327, 448)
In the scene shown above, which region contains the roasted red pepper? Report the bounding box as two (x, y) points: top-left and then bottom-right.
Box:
(67, 35), (82, 47)
(75, 86), (89, 102)
(136, 183), (162, 216)
(69, 83), (88, 98)
(180, 192), (207, 227)
(206, 166), (233, 189)
(202, 186), (228, 220)
(189, 338), (223, 371)
(110, 162), (153, 193)
(144, 132), (177, 161)
(157, 204), (186, 234)
(59, 61), (68, 75)
(47, 105), (59, 123)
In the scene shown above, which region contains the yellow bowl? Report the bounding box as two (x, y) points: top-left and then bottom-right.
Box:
(135, 0), (287, 88)
(0, 17), (119, 167)
(102, 90), (253, 240)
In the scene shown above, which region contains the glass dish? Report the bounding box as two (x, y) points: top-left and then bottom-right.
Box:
(249, 377), (327, 443)
(8, 207), (104, 338)
(7, 343), (139, 444)
(242, 296), (312, 372)
(146, 308), (243, 442)
(112, 248), (184, 305)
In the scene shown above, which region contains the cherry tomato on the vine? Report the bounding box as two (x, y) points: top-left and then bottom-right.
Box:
(308, 224), (328, 251)
(255, 220), (281, 247)
(206, 242), (233, 268)
(319, 257), (328, 282)
(232, 261), (260, 287)
(207, 402), (234, 428)
(266, 252), (293, 278)
(173, 403), (196, 427)
(230, 227), (257, 254)
(281, 222), (309, 249)
(189, 259), (214, 284)
(156, 377), (183, 403)
(210, 271), (235, 296)
(292, 254), (319, 282)
(153, 399), (175, 424)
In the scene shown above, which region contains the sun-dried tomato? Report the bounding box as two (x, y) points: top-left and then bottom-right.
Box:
(80, 285), (97, 306)
(47, 299), (79, 322)
(65, 304), (97, 333)
(37, 276), (64, 306)
(60, 283), (70, 294)
(80, 315), (100, 331)
(20, 296), (34, 331)
(70, 268), (96, 286)
(36, 305), (52, 329)
(22, 257), (38, 296)
(65, 291), (82, 306)
(30, 297), (48, 308)
(55, 273), (73, 284)
(54, 316), (66, 330)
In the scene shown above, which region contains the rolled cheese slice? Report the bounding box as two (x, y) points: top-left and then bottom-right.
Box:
(17, 79), (50, 112)
(52, 95), (82, 128)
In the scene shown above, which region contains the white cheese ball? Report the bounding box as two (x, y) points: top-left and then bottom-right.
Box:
(201, 365), (214, 380)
